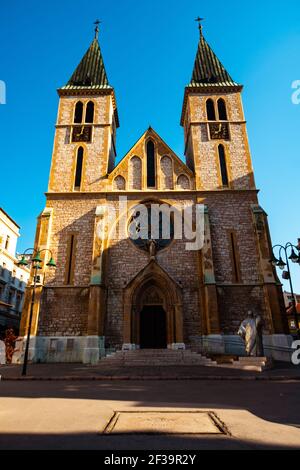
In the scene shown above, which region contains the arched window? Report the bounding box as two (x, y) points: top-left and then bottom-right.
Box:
(177, 174), (190, 190)
(206, 99), (216, 121)
(74, 101), (83, 123)
(160, 156), (173, 190)
(146, 140), (156, 188)
(85, 101), (94, 123)
(113, 175), (126, 190)
(218, 98), (228, 120)
(74, 147), (84, 190)
(129, 156), (142, 190)
(218, 145), (229, 187)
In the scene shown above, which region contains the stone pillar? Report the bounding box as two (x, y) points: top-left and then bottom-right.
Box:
(87, 206), (107, 336)
(200, 206), (220, 334)
(252, 205), (289, 334)
(84, 206), (109, 363)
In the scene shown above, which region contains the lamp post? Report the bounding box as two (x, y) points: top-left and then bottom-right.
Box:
(270, 242), (300, 336)
(18, 248), (56, 376)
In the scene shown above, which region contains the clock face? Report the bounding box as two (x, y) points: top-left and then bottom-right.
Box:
(209, 123), (230, 140)
(72, 126), (92, 142)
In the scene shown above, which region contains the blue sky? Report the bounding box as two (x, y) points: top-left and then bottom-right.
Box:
(0, 0), (299, 291)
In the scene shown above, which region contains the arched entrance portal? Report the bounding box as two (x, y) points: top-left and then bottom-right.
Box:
(123, 260), (184, 349)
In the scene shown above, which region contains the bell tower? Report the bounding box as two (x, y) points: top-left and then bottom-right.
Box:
(48, 23), (119, 193)
(181, 19), (255, 191)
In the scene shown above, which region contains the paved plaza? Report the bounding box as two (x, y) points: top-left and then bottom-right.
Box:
(1, 365), (300, 450)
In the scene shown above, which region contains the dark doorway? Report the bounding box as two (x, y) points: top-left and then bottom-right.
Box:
(140, 306), (167, 349)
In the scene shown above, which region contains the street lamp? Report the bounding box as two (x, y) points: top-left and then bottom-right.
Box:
(270, 242), (300, 336)
(18, 248), (56, 376)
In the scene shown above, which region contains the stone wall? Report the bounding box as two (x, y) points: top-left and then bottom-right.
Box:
(34, 188), (276, 342)
(38, 287), (89, 336)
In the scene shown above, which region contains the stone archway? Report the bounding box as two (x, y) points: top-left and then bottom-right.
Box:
(123, 260), (184, 349)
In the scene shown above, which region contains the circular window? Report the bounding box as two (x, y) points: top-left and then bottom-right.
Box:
(128, 203), (174, 252)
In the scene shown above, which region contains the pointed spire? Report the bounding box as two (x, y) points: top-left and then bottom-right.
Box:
(189, 19), (240, 88)
(181, 20), (242, 125)
(61, 22), (111, 90)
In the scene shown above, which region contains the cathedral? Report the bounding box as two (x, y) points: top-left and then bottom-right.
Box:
(18, 23), (288, 363)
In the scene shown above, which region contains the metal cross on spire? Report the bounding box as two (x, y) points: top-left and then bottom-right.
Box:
(94, 19), (101, 39)
(195, 17), (205, 36)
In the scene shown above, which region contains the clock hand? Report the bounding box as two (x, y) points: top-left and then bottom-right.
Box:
(76, 126), (84, 137)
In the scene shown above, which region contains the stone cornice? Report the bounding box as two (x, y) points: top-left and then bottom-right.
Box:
(45, 189), (259, 199)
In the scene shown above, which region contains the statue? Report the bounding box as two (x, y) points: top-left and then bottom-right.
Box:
(147, 239), (157, 260)
(238, 311), (264, 357)
(4, 328), (18, 364)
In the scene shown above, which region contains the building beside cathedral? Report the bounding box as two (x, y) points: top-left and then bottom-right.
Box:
(17, 23), (289, 363)
(0, 208), (30, 335)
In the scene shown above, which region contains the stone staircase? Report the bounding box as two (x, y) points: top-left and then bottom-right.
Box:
(99, 349), (218, 367)
(99, 350), (273, 372)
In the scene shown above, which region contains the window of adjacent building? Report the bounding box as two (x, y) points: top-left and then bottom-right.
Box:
(218, 144), (229, 187)
(8, 289), (14, 305)
(16, 293), (22, 312)
(5, 235), (10, 250)
(74, 101), (84, 123)
(74, 147), (84, 190)
(229, 231), (241, 283)
(146, 140), (156, 188)
(206, 99), (216, 121)
(218, 98), (228, 120)
(65, 234), (76, 285)
(85, 101), (94, 123)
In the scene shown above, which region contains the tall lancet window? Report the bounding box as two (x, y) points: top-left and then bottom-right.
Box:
(85, 101), (94, 123)
(74, 101), (83, 123)
(206, 99), (216, 121)
(146, 140), (156, 188)
(218, 98), (228, 120)
(218, 144), (229, 187)
(74, 147), (84, 190)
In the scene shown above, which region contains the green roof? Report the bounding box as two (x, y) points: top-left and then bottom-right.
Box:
(61, 37), (112, 90)
(189, 33), (240, 88)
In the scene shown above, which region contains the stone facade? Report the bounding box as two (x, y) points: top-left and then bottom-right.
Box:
(18, 30), (288, 363)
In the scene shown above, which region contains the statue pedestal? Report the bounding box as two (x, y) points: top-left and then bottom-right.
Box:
(235, 356), (273, 372)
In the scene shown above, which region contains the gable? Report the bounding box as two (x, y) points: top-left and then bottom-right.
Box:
(108, 128), (194, 191)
